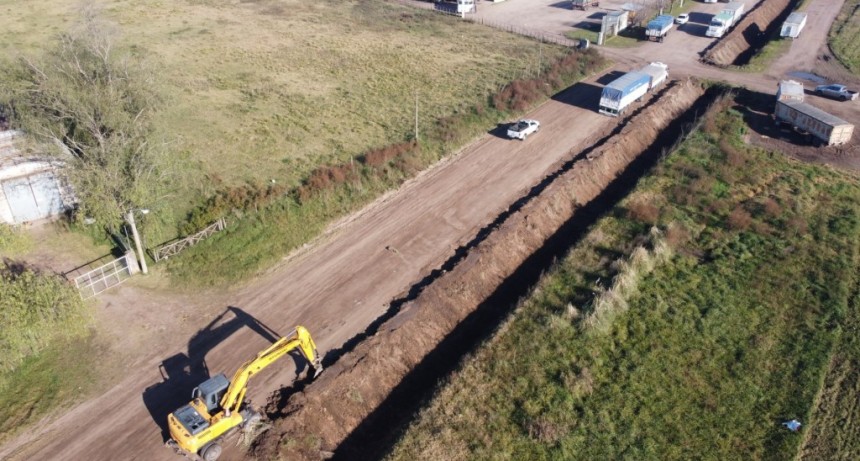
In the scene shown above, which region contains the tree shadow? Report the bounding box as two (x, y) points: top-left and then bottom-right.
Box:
(141, 306), (281, 442)
(680, 23), (709, 37)
(551, 82), (604, 110)
(596, 70), (625, 85)
(688, 12), (712, 25)
(573, 20), (601, 32)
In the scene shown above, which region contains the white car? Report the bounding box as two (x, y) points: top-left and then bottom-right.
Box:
(507, 119), (540, 140)
(675, 13), (689, 25)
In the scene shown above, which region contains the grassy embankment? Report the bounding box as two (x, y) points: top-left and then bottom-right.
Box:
(0, 0), (602, 285)
(0, 224), (96, 444)
(385, 96), (860, 460)
(829, 0), (860, 74)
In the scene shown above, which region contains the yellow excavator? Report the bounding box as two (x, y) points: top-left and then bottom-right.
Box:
(166, 326), (322, 461)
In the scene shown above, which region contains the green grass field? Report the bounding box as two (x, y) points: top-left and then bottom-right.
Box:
(0, 0), (595, 284)
(0, 0), (568, 226)
(385, 98), (860, 460)
(829, 0), (860, 74)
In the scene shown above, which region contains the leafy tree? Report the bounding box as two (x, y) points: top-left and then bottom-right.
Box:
(1, 6), (168, 231)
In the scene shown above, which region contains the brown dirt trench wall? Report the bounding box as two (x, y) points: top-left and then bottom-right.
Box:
(253, 79), (706, 461)
(704, 0), (794, 67)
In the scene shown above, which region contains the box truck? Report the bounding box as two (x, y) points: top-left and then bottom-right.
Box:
(645, 15), (674, 42)
(599, 72), (652, 117)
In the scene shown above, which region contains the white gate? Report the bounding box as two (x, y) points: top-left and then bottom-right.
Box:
(71, 253), (135, 299)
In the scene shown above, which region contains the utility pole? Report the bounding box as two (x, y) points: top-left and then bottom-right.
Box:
(538, 42), (543, 78)
(415, 90), (419, 142)
(126, 210), (148, 275)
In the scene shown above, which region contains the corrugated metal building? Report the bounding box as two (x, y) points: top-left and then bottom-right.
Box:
(0, 130), (75, 225)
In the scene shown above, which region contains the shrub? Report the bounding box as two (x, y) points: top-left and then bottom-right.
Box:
(626, 199), (660, 224)
(727, 206), (753, 230)
(0, 267), (89, 372)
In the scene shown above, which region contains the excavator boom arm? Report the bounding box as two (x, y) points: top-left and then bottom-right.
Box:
(221, 325), (321, 413)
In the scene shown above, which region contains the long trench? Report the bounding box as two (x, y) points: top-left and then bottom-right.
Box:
(253, 79), (724, 461)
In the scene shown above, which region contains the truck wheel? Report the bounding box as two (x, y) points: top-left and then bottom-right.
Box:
(200, 443), (223, 461)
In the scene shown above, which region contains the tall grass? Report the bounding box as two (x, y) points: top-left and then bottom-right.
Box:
(0, 268), (90, 372)
(385, 98), (860, 461)
(582, 228), (673, 334)
(0, 264), (95, 442)
(0, 223), (31, 255)
(828, 0), (860, 74)
(166, 49), (605, 285)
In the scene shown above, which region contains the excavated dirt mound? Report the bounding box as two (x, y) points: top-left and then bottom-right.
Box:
(703, 0), (795, 67)
(252, 79), (708, 461)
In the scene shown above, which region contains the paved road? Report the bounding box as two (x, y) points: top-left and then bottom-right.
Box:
(0, 0), (853, 459)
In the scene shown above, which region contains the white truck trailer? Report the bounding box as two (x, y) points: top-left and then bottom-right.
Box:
(775, 100), (855, 146)
(639, 62), (669, 90)
(780, 12), (807, 39)
(599, 71), (652, 117)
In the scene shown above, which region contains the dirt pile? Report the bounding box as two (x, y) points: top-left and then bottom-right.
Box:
(252, 79), (707, 461)
(703, 0), (795, 67)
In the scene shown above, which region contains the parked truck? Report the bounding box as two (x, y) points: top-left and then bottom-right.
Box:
(723, 2), (745, 22)
(571, 0), (599, 10)
(599, 71), (651, 117)
(639, 62), (669, 90)
(775, 100), (855, 146)
(645, 15), (674, 42)
(706, 2), (744, 38)
(780, 12), (807, 39)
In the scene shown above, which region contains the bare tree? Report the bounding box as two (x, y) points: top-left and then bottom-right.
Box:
(1, 4), (168, 231)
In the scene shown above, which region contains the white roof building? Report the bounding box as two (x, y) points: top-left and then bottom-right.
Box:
(0, 130), (75, 225)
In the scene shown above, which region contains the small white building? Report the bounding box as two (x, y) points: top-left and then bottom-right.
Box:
(0, 130), (75, 225)
(603, 11), (630, 35)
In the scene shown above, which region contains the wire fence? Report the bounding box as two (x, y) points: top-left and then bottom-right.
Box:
(465, 17), (580, 47)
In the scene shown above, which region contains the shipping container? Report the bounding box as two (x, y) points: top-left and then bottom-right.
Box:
(776, 80), (805, 102)
(599, 72), (652, 117)
(775, 100), (854, 146)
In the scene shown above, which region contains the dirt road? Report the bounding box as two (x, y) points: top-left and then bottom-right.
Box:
(0, 0), (855, 459)
(0, 70), (623, 461)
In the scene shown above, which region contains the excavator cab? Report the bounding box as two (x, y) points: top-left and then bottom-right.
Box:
(192, 374), (230, 413)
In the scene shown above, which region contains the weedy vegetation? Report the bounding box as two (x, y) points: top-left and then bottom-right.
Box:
(0, 259), (95, 443)
(385, 97), (860, 460)
(0, 0), (604, 284)
(829, 0), (860, 74)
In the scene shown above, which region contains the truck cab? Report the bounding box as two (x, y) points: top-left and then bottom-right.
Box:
(706, 13), (732, 38)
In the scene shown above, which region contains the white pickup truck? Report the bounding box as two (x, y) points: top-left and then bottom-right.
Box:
(815, 84), (859, 101)
(507, 119), (540, 140)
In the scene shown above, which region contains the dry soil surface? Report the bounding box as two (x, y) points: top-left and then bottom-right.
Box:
(1, 0), (857, 459)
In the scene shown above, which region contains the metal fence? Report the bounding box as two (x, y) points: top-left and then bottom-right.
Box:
(152, 217), (227, 262)
(71, 253), (134, 299)
(466, 17), (579, 47)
